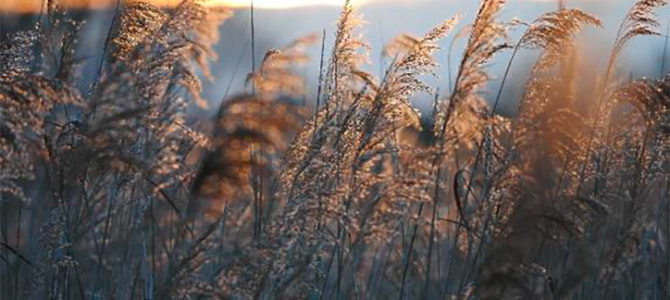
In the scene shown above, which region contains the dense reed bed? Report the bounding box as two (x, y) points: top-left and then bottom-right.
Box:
(2, 0), (670, 298)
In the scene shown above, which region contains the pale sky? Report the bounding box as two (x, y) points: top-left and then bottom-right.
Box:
(0, 0), (662, 114)
(200, 0), (667, 113)
(0, 0), (607, 13)
(4, 0), (365, 12)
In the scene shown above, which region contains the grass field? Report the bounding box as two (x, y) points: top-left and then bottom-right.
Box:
(1, 0), (670, 299)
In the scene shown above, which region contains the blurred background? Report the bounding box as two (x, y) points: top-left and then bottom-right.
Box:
(0, 0), (667, 115)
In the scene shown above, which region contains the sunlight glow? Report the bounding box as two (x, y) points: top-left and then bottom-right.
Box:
(0, 0), (607, 13)
(0, 0), (367, 13)
(205, 0), (366, 9)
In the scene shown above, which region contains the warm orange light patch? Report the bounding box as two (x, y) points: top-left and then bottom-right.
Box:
(0, 0), (365, 13)
(207, 0), (365, 9)
(0, 0), (610, 14)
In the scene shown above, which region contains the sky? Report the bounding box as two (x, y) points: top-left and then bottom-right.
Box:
(4, 0), (367, 12)
(0, 0), (612, 12)
(201, 0), (670, 113)
(0, 0), (667, 114)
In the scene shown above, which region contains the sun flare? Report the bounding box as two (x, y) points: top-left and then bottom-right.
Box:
(0, 0), (367, 13)
(205, 0), (366, 9)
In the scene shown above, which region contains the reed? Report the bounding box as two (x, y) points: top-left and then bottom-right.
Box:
(1, 0), (670, 298)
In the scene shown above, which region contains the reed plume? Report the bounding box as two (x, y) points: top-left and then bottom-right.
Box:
(4, 0), (670, 299)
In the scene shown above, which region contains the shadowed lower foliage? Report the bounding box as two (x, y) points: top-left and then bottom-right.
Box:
(3, 0), (670, 299)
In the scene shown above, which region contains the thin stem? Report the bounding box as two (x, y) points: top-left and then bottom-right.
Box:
(250, 0), (256, 94)
(90, 0), (121, 97)
(314, 29), (327, 137)
(422, 174), (441, 299)
(222, 40), (251, 101)
(492, 41), (522, 114)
